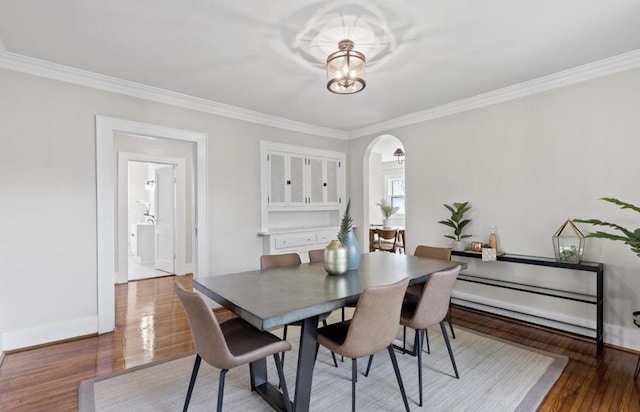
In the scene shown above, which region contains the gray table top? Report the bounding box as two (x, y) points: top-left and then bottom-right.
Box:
(193, 252), (465, 331)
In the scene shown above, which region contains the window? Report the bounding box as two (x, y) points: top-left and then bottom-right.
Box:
(389, 178), (405, 214)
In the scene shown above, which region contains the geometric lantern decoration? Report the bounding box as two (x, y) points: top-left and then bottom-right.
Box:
(553, 219), (585, 263)
(326, 39), (366, 94)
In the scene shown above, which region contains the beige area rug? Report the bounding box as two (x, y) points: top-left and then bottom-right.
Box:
(79, 325), (567, 412)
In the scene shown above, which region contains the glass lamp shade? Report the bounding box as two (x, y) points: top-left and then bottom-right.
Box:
(552, 219), (585, 264)
(326, 40), (366, 94)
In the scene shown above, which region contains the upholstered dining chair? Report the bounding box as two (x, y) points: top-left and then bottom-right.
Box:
(399, 265), (461, 406)
(260, 253), (337, 368)
(308, 248), (325, 263)
(174, 282), (292, 412)
(413, 245), (456, 340)
(316, 278), (411, 412)
(371, 228), (399, 253)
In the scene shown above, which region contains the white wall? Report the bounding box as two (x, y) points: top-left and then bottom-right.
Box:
(349, 67), (640, 350)
(0, 68), (347, 350)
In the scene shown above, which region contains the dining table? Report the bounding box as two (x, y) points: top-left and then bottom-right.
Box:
(193, 252), (465, 412)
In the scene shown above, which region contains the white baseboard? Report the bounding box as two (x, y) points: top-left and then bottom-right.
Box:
(452, 291), (640, 351)
(2, 316), (98, 351)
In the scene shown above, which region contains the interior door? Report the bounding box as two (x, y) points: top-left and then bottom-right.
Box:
(154, 165), (175, 273)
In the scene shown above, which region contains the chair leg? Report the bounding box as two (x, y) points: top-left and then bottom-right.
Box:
(281, 325), (288, 365)
(447, 299), (456, 339)
(217, 369), (228, 412)
(424, 328), (430, 354)
(387, 345), (411, 412)
(364, 354), (374, 377)
(341, 309), (346, 362)
(273, 354), (293, 412)
(416, 328), (424, 407)
(402, 326), (407, 354)
(183, 354), (202, 412)
(322, 319), (338, 367)
(634, 355), (640, 379)
(440, 321), (459, 378)
(352, 358), (357, 412)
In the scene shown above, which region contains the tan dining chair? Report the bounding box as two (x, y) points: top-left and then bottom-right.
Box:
(174, 282), (292, 412)
(316, 278), (411, 412)
(400, 265), (461, 406)
(396, 229), (406, 254)
(371, 228), (399, 253)
(260, 253), (337, 368)
(412, 245), (456, 341)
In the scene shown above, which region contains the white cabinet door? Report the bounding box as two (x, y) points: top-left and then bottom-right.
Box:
(307, 156), (341, 206)
(288, 154), (306, 206)
(324, 158), (340, 206)
(268, 152), (287, 206)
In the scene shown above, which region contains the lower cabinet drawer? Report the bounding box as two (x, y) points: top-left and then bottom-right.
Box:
(316, 230), (338, 244)
(274, 234), (316, 249)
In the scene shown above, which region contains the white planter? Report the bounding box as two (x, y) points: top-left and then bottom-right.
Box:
(383, 218), (392, 228)
(452, 240), (466, 251)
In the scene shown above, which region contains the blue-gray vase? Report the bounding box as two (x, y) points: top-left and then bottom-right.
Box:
(344, 229), (361, 271)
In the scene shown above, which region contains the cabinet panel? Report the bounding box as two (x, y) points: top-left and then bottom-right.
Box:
(316, 229), (337, 244)
(308, 158), (324, 204)
(325, 159), (339, 205)
(274, 233), (316, 249)
(289, 155), (306, 205)
(268, 152), (287, 205)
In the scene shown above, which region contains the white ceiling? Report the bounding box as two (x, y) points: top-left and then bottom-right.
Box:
(1, 0), (640, 136)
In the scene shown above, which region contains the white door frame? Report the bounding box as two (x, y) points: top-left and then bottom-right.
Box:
(96, 116), (208, 333)
(117, 153), (186, 284)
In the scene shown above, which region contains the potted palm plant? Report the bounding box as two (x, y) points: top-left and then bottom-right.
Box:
(573, 197), (640, 257)
(377, 199), (399, 228)
(439, 201), (472, 251)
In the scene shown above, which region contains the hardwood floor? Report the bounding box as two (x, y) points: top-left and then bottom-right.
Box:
(1, 274), (639, 411)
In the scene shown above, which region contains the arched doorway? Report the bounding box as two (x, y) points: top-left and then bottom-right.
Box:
(362, 134), (405, 252)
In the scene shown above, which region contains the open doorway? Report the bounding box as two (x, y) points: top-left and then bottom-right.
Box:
(96, 116), (209, 334)
(363, 134), (405, 251)
(127, 161), (178, 281)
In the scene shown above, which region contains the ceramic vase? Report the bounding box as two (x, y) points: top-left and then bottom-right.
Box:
(452, 240), (466, 252)
(324, 240), (348, 275)
(344, 229), (361, 271)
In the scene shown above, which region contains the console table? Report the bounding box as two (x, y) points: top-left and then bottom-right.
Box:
(451, 250), (604, 353)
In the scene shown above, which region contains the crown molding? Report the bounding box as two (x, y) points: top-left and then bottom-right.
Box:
(0, 51), (349, 140)
(349, 49), (640, 138)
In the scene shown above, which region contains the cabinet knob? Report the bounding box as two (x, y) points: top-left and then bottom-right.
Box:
(287, 180), (291, 185)
(323, 182), (327, 187)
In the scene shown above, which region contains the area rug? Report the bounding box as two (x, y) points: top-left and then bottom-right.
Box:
(78, 326), (567, 411)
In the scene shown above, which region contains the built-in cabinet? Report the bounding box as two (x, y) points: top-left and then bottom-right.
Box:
(259, 141), (346, 259)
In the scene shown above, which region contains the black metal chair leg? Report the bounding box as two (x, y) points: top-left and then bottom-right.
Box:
(417, 328), (424, 407)
(403, 326), (407, 354)
(281, 325), (288, 365)
(447, 298), (456, 339)
(634, 355), (640, 379)
(440, 321), (459, 378)
(364, 354), (374, 377)
(183, 354), (202, 412)
(217, 369), (228, 412)
(424, 328), (430, 354)
(387, 345), (411, 412)
(273, 354), (293, 412)
(352, 358), (357, 412)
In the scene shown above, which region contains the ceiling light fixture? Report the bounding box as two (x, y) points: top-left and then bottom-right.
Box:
(326, 39), (366, 94)
(393, 148), (405, 164)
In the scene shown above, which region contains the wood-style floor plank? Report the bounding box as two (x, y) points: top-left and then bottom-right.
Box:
(1, 274), (640, 411)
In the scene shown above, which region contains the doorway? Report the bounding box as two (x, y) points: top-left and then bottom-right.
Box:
(96, 116), (209, 334)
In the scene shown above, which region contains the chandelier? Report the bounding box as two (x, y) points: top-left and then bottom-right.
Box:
(326, 39), (366, 94)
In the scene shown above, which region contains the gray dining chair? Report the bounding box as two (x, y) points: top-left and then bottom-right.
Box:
(316, 278), (411, 412)
(174, 282), (292, 412)
(260, 253), (337, 368)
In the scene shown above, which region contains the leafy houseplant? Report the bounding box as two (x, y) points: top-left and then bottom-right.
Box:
(573, 197), (640, 258)
(377, 199), (399, 219)
(336, 199), (360, 270)
(338, 199), (353, 246)
(439, 202), (472, 251)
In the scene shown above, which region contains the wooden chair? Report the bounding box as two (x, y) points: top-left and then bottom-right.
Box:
(260, 253), (337, 368)
(396, 230), (406, 254)
(371, 228), (399, 253)
(174, 282), (292, 412)
(316, 278), (411, 412)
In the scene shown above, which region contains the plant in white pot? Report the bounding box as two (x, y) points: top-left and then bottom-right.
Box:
(439, 201), (472, 251)
(377, 199), (399, 228)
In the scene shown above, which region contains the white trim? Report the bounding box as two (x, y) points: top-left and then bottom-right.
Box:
(3, 49), (639, 141)
(96, 116), (208, 333)
(117, 152), (187, 283)
(0, 51), (348, 140)
(2, 316), (97, 351)
(350, 49), (640, 138)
